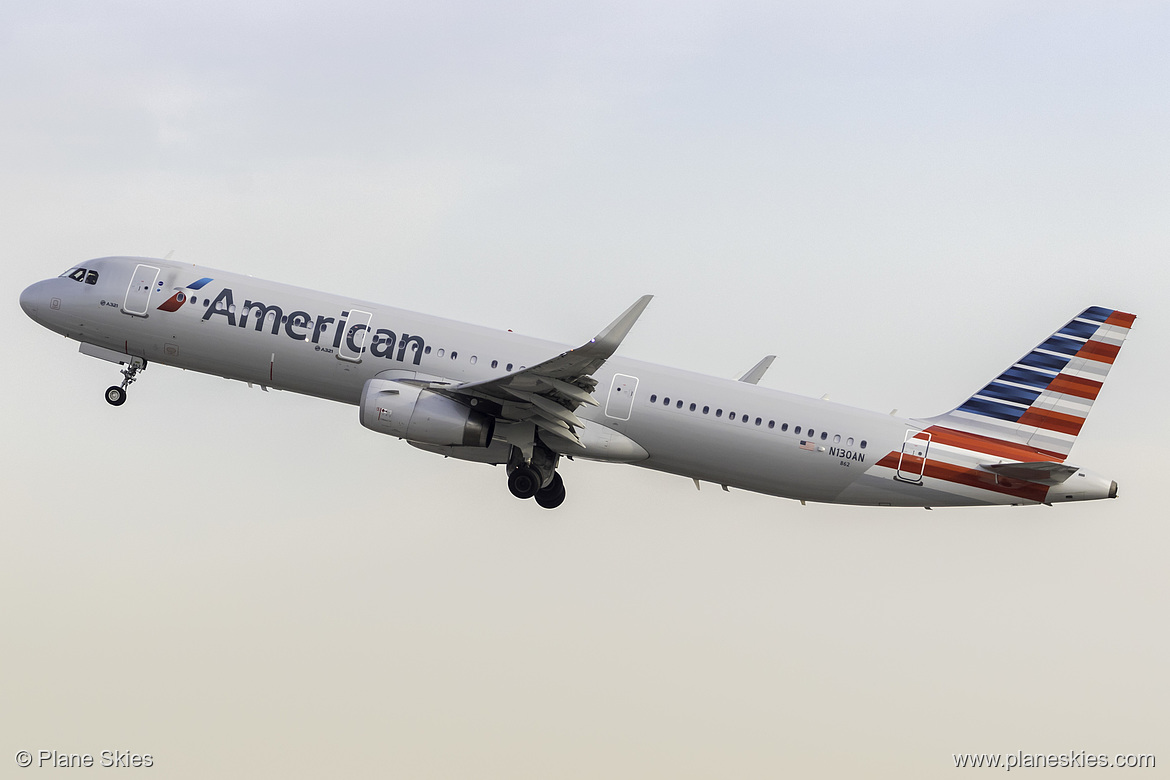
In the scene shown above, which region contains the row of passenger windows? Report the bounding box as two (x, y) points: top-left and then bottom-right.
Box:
(79, 276), (855, 442)
(647, 393), (867, 449)
(80, 280), (849, 441)
(209, 299), (527, 369)
(420, 345), (525, 372)
(61, 267), (99, 285)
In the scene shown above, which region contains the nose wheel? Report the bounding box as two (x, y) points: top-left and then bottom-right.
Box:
(105, 385), (127, 406)
(105, 357), (146, 406)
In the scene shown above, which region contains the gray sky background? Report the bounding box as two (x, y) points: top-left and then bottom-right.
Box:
(2, 2), (1166, 777)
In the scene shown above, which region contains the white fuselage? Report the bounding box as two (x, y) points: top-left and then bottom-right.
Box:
(20, 257), (1119, 508)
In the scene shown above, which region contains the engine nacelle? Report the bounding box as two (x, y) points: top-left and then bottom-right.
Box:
(360, 378), (494, 448)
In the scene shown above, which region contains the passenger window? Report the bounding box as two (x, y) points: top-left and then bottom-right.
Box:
(808, 429), (815, 438)
(702, 406), (709, 414)
(716, 409), (723, 418)
(506, 363), (513, 371)
(847, 437), (854, 446)
(491, 359), (498, 368)
(650, 394), (657, 403)
(860, 440), (867, 449)
(85, 270), (99, 285)
(768, 420), (775, 429)
(689, 403), (696, 411)
(794, 426), (801, 434)
(451, 351), (458, 360)
(424, 346), (432, 354)
(833, 434), (841, 444)
(820, 432), (828, 441)
(755, 417), (762, 426)
(781, 423), (788, 432)
(67, 268), (87, 282)
(676, 400), (683, 409)
(729, 412), (736, 421)
(664, 397), (670, 405)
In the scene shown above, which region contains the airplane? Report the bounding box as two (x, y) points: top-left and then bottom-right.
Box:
(20, 256), (1134, 510)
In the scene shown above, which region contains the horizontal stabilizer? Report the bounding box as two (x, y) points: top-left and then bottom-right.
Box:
(979, 461), (1079, 485)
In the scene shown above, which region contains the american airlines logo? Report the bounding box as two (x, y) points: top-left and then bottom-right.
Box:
(156, 276), (214, 312)
(185, 285), (427, 365)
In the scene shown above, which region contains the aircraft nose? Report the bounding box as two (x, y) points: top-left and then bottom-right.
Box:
(20, 279), (53, 320)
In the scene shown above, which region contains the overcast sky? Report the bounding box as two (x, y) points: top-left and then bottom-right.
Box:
(2, 2), (1167, 777)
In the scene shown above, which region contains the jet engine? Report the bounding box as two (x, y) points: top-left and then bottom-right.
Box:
(360, 378), (494, 448)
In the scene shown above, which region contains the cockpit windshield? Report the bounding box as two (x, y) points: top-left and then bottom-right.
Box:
(60, 267), (99, 285)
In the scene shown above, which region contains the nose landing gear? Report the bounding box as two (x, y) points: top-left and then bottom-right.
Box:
(105, 385), (127, 406)
(105, 357), (146, 406)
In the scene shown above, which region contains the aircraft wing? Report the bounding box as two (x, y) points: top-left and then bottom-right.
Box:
(979, 461), (1079, 485)
(738, 355), (776, 384)
(437, 295), (653, 445)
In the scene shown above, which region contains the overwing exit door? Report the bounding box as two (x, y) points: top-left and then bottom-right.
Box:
(604, 374), (638, 421)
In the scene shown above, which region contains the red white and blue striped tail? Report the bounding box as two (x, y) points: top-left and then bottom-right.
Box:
(924, 306), (1136, 460)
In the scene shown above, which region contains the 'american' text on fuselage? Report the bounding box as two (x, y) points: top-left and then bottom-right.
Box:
(201, 287), (426, 364)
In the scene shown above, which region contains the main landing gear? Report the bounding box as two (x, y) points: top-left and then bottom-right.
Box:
(506, 442), (567, 509)
(507, 468), (566, 508)
(105, 357), (146, 406)
(534, 472), (566, 509)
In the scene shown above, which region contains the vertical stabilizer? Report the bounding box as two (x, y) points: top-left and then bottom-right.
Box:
(923, 306), (1136, 459)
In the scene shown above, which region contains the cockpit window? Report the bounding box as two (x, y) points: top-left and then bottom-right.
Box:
(59, 267), (99, 284)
